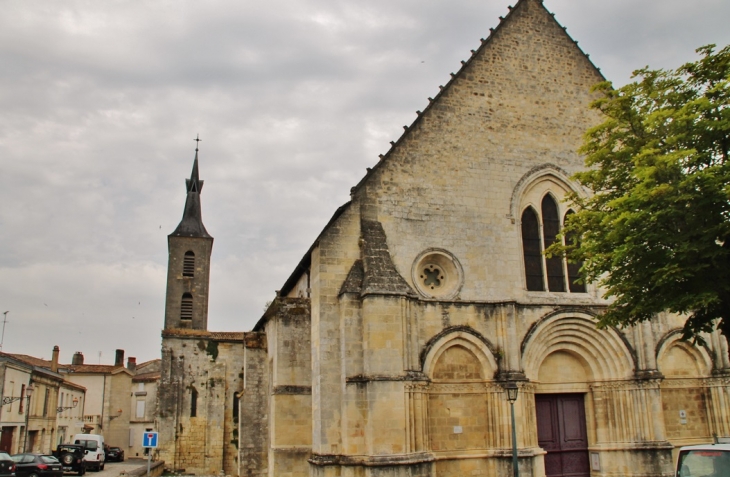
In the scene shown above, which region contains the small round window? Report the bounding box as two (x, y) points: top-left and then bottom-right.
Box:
(411, 249), (464, 299)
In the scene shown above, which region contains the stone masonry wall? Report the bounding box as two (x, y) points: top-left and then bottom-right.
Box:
(239, 333), (268, 477)
(266, 297), (312, 477)
(362, 0), (605, 305)
(157, 333), (244, 475)
(165, 236), (213, 331)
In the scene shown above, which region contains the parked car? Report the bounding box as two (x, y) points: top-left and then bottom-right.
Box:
(0, 451), (16, 477)
(10, 454), (62, 477)
(71, 435), (103, 473)
(677, 441), (730, 477)
(51, 446), (85, 476)
(103, 448), (123, 463)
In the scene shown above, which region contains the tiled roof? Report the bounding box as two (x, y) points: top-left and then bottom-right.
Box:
(8, 353), (152, 377)
(136, 358), (161, 369)
(7, 354), (52, 368)
(65, 364), (130, 374)
(60, 380), (87, 392)
(133, 372), (161, 382)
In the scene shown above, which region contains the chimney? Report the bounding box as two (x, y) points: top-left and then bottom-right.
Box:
(127, 357), (137, 372)
(115, 349), (124, 367)
(51, 345), (59, 372)
(72, 352), (84, 366)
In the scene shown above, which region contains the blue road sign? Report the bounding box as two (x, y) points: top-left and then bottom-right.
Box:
(142, 431), (158, 448)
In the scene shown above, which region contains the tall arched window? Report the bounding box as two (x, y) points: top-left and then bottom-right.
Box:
(521, 196), (586, 293)
(183, 251), (195, 277)
(564, 210), (586, 293)
(521, 207), (545, 291)
(542, 195), (566, 292)
(181, 293), (193, 321)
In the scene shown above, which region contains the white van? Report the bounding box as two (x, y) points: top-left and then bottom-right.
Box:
(72, 434), (105, 472)
(676, 439), (730, 476)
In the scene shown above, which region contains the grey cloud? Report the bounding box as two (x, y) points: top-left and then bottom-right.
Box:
(1, 0), (729, 362)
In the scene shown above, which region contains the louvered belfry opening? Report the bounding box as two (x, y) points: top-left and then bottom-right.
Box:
(183, 251), (195, 277)
(181, 293), (193, 322)
(521, 207), (545, 291)
(564, 210), (586, 293)
(541, 195), (566, 292)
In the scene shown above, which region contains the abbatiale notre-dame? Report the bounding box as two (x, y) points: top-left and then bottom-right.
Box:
(156, 1), (730, 476)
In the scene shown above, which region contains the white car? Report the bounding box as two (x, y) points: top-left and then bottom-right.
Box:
(72, 434), (105, 472)
(676, 440), (730, 477)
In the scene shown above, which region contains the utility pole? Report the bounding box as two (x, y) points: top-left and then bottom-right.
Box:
(0, 311), (8, 352)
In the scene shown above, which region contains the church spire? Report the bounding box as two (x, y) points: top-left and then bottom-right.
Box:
(171, 137), (211, 238)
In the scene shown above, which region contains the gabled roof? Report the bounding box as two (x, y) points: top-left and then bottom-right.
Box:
(135, 358), (161, 374)
(0, 352), (36, 371)
(64, 364), (133, 376)
(7, 354), (51, 368)
(278, 201), (351, 297)
(8, 353), (133, 376)
(6, 353), (65, 380)
(269, 0), (604, 317)
(350, 0), (603, 197)
(132, 371), (160, 383)
(60, 380), (87, 392)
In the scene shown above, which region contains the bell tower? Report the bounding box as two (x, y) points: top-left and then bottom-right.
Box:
(164, 140), (213, 330)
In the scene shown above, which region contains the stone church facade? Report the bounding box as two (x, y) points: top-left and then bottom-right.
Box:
(157, 1), (730, 476)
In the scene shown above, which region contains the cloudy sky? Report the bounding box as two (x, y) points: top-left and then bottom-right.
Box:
(1, 0), (729, 365)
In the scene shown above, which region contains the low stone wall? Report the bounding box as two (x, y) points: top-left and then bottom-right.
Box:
(124, 460), (165, 477)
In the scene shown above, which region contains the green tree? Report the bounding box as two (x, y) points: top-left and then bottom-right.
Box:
(553, 44), (730, 354)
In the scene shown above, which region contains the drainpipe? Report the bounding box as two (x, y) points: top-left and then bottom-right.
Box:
(100, 375), (106, 432)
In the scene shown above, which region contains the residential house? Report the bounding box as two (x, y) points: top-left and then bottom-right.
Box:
(62, 350), (133, 449)
(56, 379), (87, 445)
(8, 347), (67, 454)
(129, 359), (160, 458)
(0, 353), (33, 453)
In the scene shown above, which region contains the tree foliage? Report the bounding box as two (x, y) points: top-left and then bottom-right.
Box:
(552, 44), (730, 347)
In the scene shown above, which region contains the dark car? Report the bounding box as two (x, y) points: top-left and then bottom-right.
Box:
(103, 448), (123, 463)
(51, 446), (85, 476)
(0, 451), (16, 477)
(11, 454), (62, 477)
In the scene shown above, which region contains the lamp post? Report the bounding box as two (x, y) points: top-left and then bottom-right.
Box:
(2, 396), (26, 406)
(57, 397), (79, 413)
(505, 381), (519, 477)
(23, 385), (34, 453)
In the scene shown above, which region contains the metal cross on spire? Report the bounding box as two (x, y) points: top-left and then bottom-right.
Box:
(194, 134), (202, 152)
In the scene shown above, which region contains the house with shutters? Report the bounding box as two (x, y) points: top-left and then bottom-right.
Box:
(8, 348), (159, 454)
(156, 1), (730, 476)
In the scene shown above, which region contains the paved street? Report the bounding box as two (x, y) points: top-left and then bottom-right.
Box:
(94, 459), (150, 477)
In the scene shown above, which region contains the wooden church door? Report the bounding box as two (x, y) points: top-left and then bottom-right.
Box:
(0, 427), (12, 452)
(535, 394), (590, 477)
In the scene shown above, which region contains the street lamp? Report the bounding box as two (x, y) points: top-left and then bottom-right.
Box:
(2, 395), (25, 406)
(23, 385), (34, 453)
(57, 397), (79, 413)
(505, 381), (519, 477)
